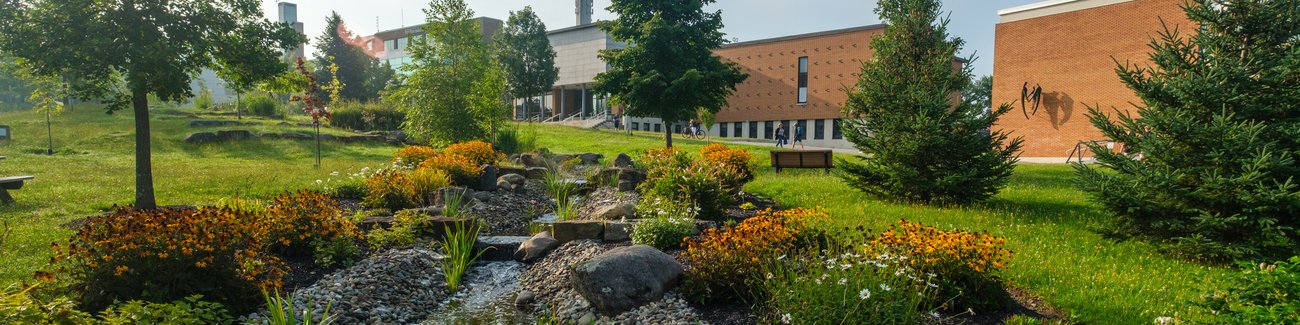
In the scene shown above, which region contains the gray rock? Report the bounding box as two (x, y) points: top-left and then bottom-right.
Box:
(475, 236), (529, 261)
(515, 290), (535, 308)
(474, 165), (498, 191)
(357, 216), (395, 231)
(613, 153), (634, 168)
(498, 166), (527, 177)
(570, 245), (684, 315)
(189, 119), (258, 127)
(525, 167), (549, 180)
(577, 153), (603, 165)
(496, 179), (513, 192)
(500, 173), (526, 186)
(552, 221), (604, 243)
(594, 203), (636, 220)
(617, 180), (636, 192)
(497, 173), (526, 192)
(184, 132), (219, 144)
(520, 153), (549, 168)
(603, 221), (632, 242)
(216, 130), (256, 141)
(578, 313), (596, 325)
(514, 231), (560, 262)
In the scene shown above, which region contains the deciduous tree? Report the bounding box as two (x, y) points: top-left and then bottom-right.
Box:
(495, 6), (558, 122)
(0, 0), (304, 209)
(594, 0), (747, 148)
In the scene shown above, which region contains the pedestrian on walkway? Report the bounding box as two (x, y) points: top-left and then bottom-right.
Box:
(793, 123), (806, 149)
(775, 124), (787, 147)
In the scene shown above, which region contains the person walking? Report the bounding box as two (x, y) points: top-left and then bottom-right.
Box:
(793, 123), (806, 149)
(775, 124), (787, 147)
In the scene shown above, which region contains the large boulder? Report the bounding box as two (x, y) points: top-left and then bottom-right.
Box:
(577, 153), (603, 165)
(519, 153), (549, 168)
(473, 165), (498, 191)
(216, 130), (256, 141)
(612, 153), (634, 168)
(184, 132), (219, 144)
(570, 245), (684, 315)
(497, 173), (527, 192)
(552, 220), (603, 243)
(514, 231), (560, 262)
(594, 203), (636, 220)
(525, 167), (549, 180)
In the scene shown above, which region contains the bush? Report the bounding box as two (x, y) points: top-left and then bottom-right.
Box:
(631, 217), (696, 250)
(443, 140), (504, 166)
(700, 144), (754, 183)
(495, 124), (537, 154)
(363, 169), (417, 211)
(51, 206), (286, 313)
(245, 94), (281, 117)
(761, 248), (932, 325)
(194, 87), (214, 110)
(317, 167), (371, 200)
(681, 208), (828, 303)
(99, 295), (235, 325)
(329, 101), (405, 131)
(365, 210), (428, 249)
(264, 191), (359, 260)
(393, 146), (437, 169)
(640, 161), (738, 222)
(419, 153), (481, 185)
(635, 195), (700, 220)
(410, 168), (452, 206)
(1, 284), (95, 324)
(869, 220), (1013, 311)
(1203, 257), (1300, 324)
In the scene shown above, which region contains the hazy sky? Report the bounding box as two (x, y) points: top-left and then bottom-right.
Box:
(261, 0), (1046, 77)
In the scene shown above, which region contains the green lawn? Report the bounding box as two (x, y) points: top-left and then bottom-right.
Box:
(0, 112), (1231, 324)
(0, 106), (397, 287)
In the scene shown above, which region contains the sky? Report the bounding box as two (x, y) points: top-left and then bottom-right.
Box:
(261, 0), (1046, 77)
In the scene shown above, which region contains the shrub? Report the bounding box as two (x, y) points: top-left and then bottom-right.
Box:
(365, 210), (428, 249)
(264, 191), (359, 258)
(700, 144), (754, 183)
(245, 94), (281, 117)
(393, 146), (437, 169)
(635, 195), (700, 220)
(329, 105), (365, 130)
(761, 248), (932, 325)
(194, 87), (214, 110)
(682, 208), (828, 303)
(869, 220), (1013, 311)
(419, 153), (481, 186)
(409, 168), (452, 206)
(329, 101), (404, 131)
(495, 124), (537, 154)
(99, 295), (235, 325)
(0, 284), (95, 324)
(52, 206), (286, 313)
(312, 236), (359, 269)
(443, 140), (505, 166)
(363, 169), (417, 211)
(640, 161), (738, 222)
(1203, 257), (1300, 324)
(631, 217), (696, 250)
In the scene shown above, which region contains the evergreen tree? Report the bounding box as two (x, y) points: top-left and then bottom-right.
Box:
(839, 0), (1022, 205)
(314, 12), (382, 102)
(594, 0), (747, 148)
(1076, 0), (1300, 261)
(964, 75), (993, 112)
(496, 6), (558, 121)
(387, 0), (505, 146)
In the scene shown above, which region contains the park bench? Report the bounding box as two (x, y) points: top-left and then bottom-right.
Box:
(0, 176), (34, 204)
(770, 150), (833, 173)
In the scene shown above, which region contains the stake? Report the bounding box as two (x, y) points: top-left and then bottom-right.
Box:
(315, 121), (322, 167)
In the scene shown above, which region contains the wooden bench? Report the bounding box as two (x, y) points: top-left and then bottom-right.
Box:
(0, 176), (34, 204)
(770, 150), (833, 173)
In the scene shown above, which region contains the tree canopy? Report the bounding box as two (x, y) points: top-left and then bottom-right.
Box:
(0, 0), (304, 209)
(838, 0), (1021, 205)
(314, 12), (392, 103)
(594, 0), (747, 147)
(495, 6), (558, 121)
(387, 0), (507, 146)
(1076, 0), (1300, 262)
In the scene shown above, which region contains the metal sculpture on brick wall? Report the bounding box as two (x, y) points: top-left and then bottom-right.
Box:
(1020, 82), (1043, 119)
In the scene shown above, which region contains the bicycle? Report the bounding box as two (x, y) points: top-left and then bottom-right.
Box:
(687, 127), (708, 140)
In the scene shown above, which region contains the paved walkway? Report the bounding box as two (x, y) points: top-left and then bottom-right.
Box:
(716, 139), (864, 155)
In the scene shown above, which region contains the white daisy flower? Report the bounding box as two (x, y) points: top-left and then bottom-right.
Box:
(781, 313), (792, 324)
(880, 283), (892, 291)
(859, 288), (871, 300)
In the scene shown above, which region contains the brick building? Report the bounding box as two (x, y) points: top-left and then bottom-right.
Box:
(993, 0), (1192, 160)
(628, 25), (887, 149)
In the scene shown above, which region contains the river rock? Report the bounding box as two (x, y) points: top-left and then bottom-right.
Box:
(473, 165), (498, 191)
(525, 167), (549, 180)
(603, 221), (632, 242)
(570, 245), (684, 315)
(515, 290), (535, 308)
(514, 231), (560, 262)
(595, 203), (635, 220)
(519, 153), (549, 168)
(497, 173), (526, 192)
(577, 153), (603, 165)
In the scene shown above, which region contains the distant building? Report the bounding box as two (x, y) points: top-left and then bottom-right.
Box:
(279, 2), (306, 60)
(187, 1), (307, 106)
(359, 17), (503, 70)
(992, 0), (1191, 160)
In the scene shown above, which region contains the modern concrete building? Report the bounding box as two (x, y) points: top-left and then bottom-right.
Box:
(278, 2), (305, 60)
(359, 17), (503, 71)
(517, 23), (625, 121)
(992, 0), (1192, 160)
(626, 25), (888, 149)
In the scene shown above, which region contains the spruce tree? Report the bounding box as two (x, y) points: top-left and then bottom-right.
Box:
(314, 12), (384, 102)
(839, 0), (1022, 205)
(1076, 0), (1300, 262)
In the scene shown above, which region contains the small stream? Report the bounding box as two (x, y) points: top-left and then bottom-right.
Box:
(421, 261), (533, 325)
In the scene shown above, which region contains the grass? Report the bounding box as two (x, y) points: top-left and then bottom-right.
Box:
(0, 105), (396, 286)
(0, 109), (1234, 324)
(527, 123), (1232, 324)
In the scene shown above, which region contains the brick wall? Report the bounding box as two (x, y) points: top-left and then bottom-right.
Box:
(993, 0), (1193, 158)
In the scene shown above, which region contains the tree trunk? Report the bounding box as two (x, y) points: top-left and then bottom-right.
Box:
(132, 88), (157, 209)
(235, 91), (242, 120)
(664, 120), (673, 148)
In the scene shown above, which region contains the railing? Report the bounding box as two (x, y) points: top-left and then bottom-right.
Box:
(1067, 140), (1115, 163)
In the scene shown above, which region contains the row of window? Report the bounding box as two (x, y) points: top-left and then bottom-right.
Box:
(627, 119), (844, 140)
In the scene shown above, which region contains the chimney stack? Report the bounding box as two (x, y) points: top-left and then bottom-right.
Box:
(576, 0), (593, 25)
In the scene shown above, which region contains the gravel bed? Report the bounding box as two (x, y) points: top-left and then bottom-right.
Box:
(469, 180), (553, 236)
(277, 247), (447, 324)
(575, 187), (640, 220)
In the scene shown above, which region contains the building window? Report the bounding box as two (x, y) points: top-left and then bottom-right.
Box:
(396, 37), (408, 50)
(832, 119), (843, 139)
(780, 120), (790, 133)
(814, 119), (825, 140)
(734, 122), (743, 138)
(385, 39), (397, 50)
(719, 122), (728, 137)
(764, 121), (774, 139)
(632, 122), (639, 131)
(797, 56), (809, 104)
(674, 124), (682, 134)
(654, 123), (661, 132)
(749, 121), (758, 139)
